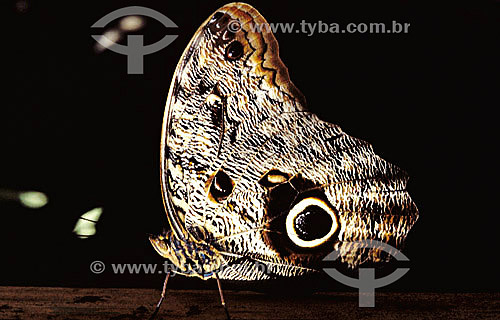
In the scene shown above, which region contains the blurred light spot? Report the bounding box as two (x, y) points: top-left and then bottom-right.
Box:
(15, 0), (29, 13)
(18, 191), (48, 209)
(94, 29), (122, 53)
(73, 207), (103, 239)
(119, 16), (145, 32)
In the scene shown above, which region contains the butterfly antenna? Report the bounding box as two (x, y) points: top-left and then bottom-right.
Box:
(215, 272), (231, 320)
(148, 270), (171, 320)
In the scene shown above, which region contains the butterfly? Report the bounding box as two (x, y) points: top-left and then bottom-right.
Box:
(148, 2), (418, 318)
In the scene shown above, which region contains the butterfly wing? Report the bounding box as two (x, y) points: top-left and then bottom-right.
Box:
(151, 3), (419, 280)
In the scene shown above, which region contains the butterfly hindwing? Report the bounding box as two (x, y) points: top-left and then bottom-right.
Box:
(152, 3), (419, 280)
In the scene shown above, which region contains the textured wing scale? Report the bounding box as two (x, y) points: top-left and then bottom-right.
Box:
(151, 2), (419, 280)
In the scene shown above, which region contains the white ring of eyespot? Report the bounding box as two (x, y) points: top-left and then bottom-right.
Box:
(285, 197), (339, 248)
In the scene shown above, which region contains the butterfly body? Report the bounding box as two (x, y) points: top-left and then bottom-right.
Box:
(150, 2), (418, 282)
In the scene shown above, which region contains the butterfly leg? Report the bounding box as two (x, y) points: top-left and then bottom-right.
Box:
(215, 272), (231, 320)
(148, 270), (171, 320)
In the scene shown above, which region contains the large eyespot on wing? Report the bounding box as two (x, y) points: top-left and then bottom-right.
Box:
(258, 173), (343, 270)
(285, 197), (339, 248)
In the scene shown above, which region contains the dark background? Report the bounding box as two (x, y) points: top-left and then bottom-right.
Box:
(3, 0), (498, 292)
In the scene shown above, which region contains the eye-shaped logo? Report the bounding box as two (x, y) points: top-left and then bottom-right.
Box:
(91, 6), (178, 74)
(323, 240), (410, 307)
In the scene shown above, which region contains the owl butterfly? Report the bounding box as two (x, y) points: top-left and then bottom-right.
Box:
(149, 2), (418, 318)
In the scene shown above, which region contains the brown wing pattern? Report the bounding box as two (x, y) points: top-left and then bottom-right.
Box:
(150, 3), (419, 280)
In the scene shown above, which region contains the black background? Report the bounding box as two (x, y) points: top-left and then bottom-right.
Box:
(3, 0), (499, 292)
